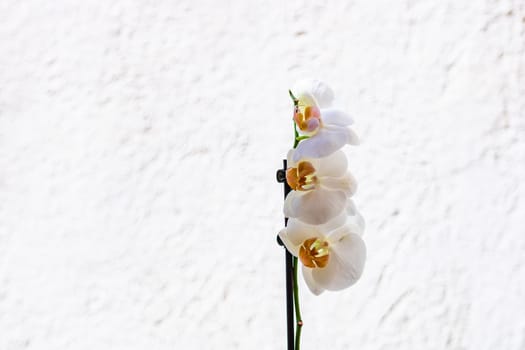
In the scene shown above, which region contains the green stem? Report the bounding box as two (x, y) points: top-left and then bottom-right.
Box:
(289, 89), (298, 102)
(293, 257), (303, 350)
(295, 135), (309, 142)
(289, 89), (300, 149)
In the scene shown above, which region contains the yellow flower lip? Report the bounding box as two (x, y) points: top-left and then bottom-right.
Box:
(299, 237), (330, 268)
(286, 161), (318, 191)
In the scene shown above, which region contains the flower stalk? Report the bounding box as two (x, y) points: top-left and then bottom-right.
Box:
(290, 90), (300, 149)
(293, 256), (303, 350)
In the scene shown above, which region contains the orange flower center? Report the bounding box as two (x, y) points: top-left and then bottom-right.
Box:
(294, 105), (321, 133)
(286, 161), (318, 191)
(299, 237), (330, 268)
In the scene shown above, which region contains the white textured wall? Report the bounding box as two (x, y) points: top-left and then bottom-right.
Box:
(1, 1), (524, 349)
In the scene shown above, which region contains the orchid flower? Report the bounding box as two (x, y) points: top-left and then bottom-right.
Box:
(291, 79), (359, 162)
(284, 149), (357, 225)
(278, 204), (366, 295)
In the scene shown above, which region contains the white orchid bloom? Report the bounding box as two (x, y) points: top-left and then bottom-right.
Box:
(291, 79), (359, 162)
(278, 207), (366, 295)
(284, 149), (357, 225)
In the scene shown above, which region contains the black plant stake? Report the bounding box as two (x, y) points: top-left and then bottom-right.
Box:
(276, 89), (306, 350)
(276, 160), (294, 350)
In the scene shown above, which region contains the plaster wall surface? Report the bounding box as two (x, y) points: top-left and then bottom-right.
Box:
(1, 1), (524, 349)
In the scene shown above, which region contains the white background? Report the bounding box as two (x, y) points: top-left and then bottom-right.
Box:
(1, 1), (524, 349)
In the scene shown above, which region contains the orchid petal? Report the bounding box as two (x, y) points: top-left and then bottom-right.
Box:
(332, 231), (366, 279)
(348, 211), (366, 236)
(312, 150), (348, 177)
(346, 199), (357, 216)
(292, 82), (318, 107)
(312, 231), (366, 291)
(310, 81), (334, 108)
(288, 149), (347, 178)
(293, 126), (350, 161)
(292, 79), (334, 108)
(285, 218), (323, 248)
(327, 224), (359, 243)
(286, 149), (297, 168)
(321, 200), (365, 235)
(345, 220), (365, 237)
(302, 265), (325, 295)
(322, 108), (353, 126)
(321, 172), (357, 197)
(283, 190), (294, 218)
(344, 200), (365, 235)
(317, 208), (348, 232)
(283, 188), (346, 225)
(278, 228), (300, 256)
